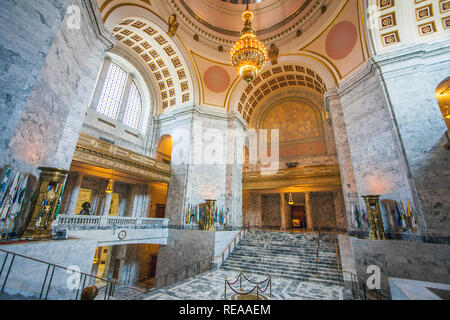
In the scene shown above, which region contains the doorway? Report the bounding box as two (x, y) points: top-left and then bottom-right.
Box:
(291, 206), (306, 229)
(155, 204), (165, 218)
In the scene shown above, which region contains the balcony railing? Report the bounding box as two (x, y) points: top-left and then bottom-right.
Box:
(53, 215), (169, 229)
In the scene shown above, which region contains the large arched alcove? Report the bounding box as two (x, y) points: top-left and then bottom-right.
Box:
(155, 135), (173, 164)
(101, 4), (200, 109)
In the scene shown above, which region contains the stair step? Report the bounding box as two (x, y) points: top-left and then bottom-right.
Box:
(222, 265), (342, 286)
(223, 258), (339, 272)
(219, 231), (344, 288)
(225, 254), (339, 268)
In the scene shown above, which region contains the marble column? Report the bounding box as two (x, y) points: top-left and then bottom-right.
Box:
(126, 184), (136, 217)
(102, 183), (113, 216)
(2, 0), (116, 176)
(66, 173), (84, 215)
(305, 192), (314, 231)
(372, 42), (450, 239)
(94, 179), (107, 216)
(225, 112), (245, 229)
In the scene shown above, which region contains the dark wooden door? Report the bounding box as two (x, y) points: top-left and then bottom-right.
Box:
(149, 255), (158, 278)
(155, 204), (165, 218)
(291, 206), (307, 229)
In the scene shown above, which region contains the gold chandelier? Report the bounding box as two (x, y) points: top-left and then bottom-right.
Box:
(231, 5), (267, 83)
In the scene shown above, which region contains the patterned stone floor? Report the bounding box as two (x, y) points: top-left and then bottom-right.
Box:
(136, 270), (344, 300)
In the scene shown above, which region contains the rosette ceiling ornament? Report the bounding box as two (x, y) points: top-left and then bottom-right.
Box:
(231, 4), (267, 83)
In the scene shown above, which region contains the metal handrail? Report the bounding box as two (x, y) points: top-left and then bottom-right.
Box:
(360, 281), (391, 300)
(334, 228), (341, 273)
(149, 223), (249, 293)
(215, 223), (249, 266)
(315, 228), (321, 277)
(150, 256), (213, 291)
(0, 248), (117, 300)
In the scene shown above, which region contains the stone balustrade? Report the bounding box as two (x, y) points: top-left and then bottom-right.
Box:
(53, 214), (169, 230)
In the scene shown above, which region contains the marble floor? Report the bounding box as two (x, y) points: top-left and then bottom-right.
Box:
(136, 269), (344, 300)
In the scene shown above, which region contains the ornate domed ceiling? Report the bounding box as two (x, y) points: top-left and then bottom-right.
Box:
(169, 0), (331, 45)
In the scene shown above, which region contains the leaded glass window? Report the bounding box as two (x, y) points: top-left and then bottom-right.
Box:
(96, 62), (128, 120)
(123, 81), (143, 130)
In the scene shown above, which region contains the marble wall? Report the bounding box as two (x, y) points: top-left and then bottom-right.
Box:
(311, 192), (337, 231)
(0, 239), (98, 299)
(0, 0), (71, 168)
(351, 238), (450, 291)
(328, 61), (415, 233)
(261, 194), (282, 228)
(242, 191), (262, 228)
(155, 229), (215, 283)
(373, 41), (450, 239)
(329, 40), (450, 240)
(2, 0), (114, 178)
(155, 105), (243, 229)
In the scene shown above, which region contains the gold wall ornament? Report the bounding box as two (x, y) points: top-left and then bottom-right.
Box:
(362, 195), (386, 240)
(167, 14), (179, 38)
(204, 200), (216, 231)
(21, 167), (68, 239)
(268, 44), (279, 65)
(231, 7), (267, 83)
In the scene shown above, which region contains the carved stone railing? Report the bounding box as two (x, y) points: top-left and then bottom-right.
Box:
(53, 214), (169, 230)
(72, 133), (171, 183)
(243, 165), (341, 190)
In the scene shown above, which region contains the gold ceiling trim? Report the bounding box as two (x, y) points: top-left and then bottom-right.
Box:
(243, 165), (341, 190)
(279, 53), (339, 86)
(299, 0), (351, 51)
(102, 3), (200, 109)
(72, 133), (171, 183)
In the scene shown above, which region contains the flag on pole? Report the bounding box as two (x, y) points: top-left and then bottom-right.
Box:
(394, 201), (403, 230)
(362, 208), (368, 230)
(0, 171), (21, 220)
(185, 204), (190, 225)
(385, 201), (395, 231)
(354, 204), (361, 229)
(408, 200), (419, 233)
(0, 166), (12, 208)
(400, 201), (412, 232)
(54, 176), (66, 219)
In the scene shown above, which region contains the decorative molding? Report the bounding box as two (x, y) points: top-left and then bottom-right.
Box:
(83, 0), (117, 49)
(73, 133), (171, 183)
(243, 165), (341, 190)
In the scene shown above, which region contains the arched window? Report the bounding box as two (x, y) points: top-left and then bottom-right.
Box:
(91, 58), (148, 132)
(123, 81), (143, 130)
(96, 62), (128, 120)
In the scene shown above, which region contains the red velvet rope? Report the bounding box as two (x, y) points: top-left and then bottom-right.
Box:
(226, 272), (271, 297)
(227, 274), (240, 286)
(259, 280), (271, 293)
(241, 273), (270, 285)
(226, 281), (257, 295)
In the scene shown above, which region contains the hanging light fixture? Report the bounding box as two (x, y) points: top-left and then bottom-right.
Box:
(288, 193), (294, 205)
(231, 2), (267, 83)
(105, 178), (114, 194)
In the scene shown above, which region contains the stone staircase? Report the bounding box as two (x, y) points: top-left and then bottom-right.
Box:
(221, 231), (344, 287)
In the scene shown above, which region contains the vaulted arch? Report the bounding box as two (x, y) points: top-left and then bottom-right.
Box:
(100, 3), (200, 111)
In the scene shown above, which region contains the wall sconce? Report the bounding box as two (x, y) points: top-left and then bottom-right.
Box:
(288, 193), (294, 205)
(105, 179), (114, 194)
